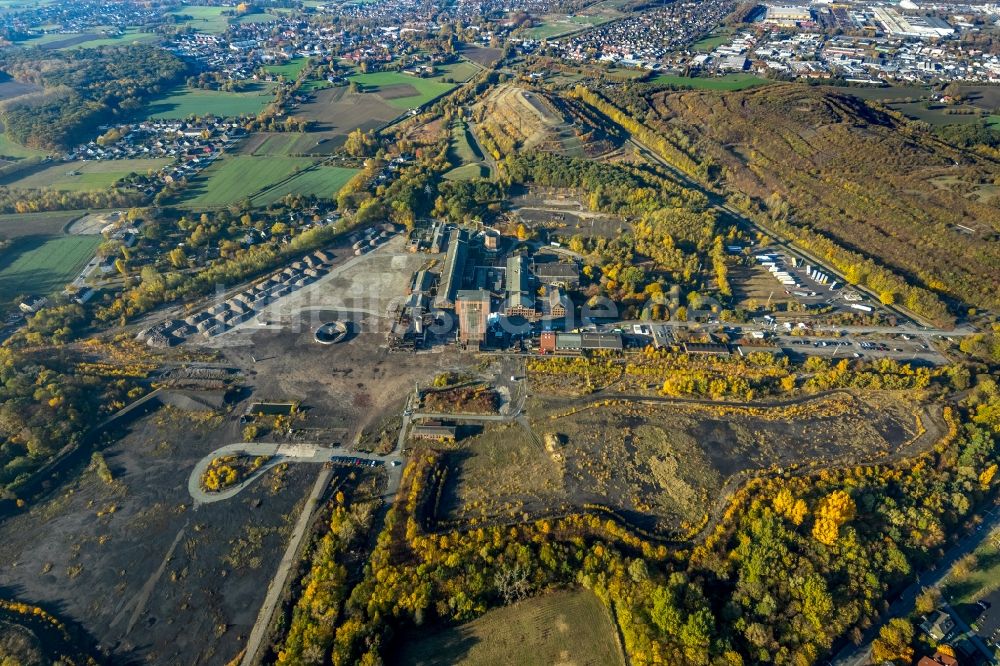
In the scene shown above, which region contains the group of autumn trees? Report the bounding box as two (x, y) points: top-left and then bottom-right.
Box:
(0, 45), (186, 150)
(641, 84), (1000, 321)
(269, 386), (999, 666)
(500, 152), (732, 301)
(0, 344), (145, 503)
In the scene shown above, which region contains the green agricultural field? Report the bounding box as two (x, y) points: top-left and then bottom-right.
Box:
(348, 71), (456, 110)
(144, 85), (274, 119)
(988, 115), (1000, 129)
(169, 5), (231, 33)
(62, 28), (159, 49)
(17, 32), (85, 47)
(524, 14), (609, 40)
(0, 210), (85, 240)
(650, 73), (771, 91)
(436, 60), (480, 82)
(243, 133), (305, 156)
(0, 158), (171, 192)
(0, 235), (100, 301)
(396, 588), (625, 666)
(178, 156), (316, 207)
(253, 166), (359, 205)
(266, 58), (307, 80)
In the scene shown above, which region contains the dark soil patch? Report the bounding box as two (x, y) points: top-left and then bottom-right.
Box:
(0, 406), (316, 664)
(376, 83), (420, 100)
(461, 46), (501, 67)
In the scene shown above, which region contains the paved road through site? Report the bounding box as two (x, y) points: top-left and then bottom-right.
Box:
(187, 442), (403, 505)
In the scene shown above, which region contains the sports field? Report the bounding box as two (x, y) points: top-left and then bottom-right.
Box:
(169, 5), (231, 33)
(0, 235), (100, 301)
(253, 166), (359, 205)
(395, 589), (624, 666)
(144, 85), (274, 119)
(0, 158), (170, 192)
(650, 73), (770, 91)
(178, 156), (316, 207)
(348, 71), (456, 110)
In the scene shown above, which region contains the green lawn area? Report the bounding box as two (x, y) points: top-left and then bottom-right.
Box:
(1, 158), (171, 192)
(650, 73), (771, 91)
(253, 165), (359, 205)
(985, 115), (1000, 128)
(396, 589), (625, 666)
(169, 5), (231, 33)
(144, 84), (274, 119)
(178, 156), (316, 208)
(235, 11), (277, 24)
(0, 133), (50, 160)
(266, 57), (307, 80)
(0, 235), (100, 301)
(450, 121), (482, 165)
(941, 532), (1000, 609)
(348, 71), (456, 110)
(691, 31), (731, 52)
(443, 163), (487, 181)
(300, 79), (334, 93)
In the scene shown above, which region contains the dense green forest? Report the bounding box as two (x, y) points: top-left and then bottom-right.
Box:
(0, 45), (186, 150)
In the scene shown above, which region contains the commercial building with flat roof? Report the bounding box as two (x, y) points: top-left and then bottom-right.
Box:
(456, 289), (491, 345)
(434, 228), (469, 309)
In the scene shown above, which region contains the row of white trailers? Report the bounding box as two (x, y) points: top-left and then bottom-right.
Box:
(755, 254), (838, 291)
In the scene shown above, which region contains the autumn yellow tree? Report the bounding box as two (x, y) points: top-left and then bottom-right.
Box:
(812, 490), (856, 545)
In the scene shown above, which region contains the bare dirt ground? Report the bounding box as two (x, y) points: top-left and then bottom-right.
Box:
(0, 74), (41, 101)
(0, 405), (317, 665)
(460, 46), (501, 67)
(217, 234), (427, 331)
(214, 324), (479, 444)
(67, 210), (122, 235)
(428, 391), (927, 534)
(295, 86), (399, 134)
(509, 189), (630, 238)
